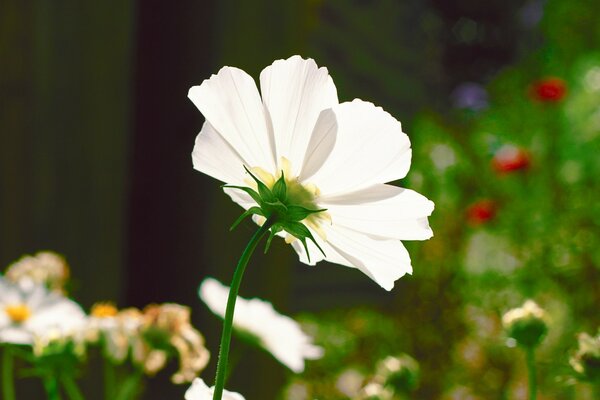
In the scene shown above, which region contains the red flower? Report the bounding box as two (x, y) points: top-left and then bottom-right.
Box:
(467, 200), (497, 225)
(529, 77), (567, 102)
(492, 145), (530, 173)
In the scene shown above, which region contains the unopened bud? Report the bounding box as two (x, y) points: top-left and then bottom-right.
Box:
(570, 330), (600, 383)
(502, 300), (548, 348)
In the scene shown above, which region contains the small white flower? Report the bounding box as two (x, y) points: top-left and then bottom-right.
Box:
(189, 56), (434, 291)
(0, 276), (86, 345)
(199, 277), (323, 373)
(185, 378), (245, 400)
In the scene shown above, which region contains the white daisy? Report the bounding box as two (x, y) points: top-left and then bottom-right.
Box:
(199, 277), (323, 373)
(189, 56), (434, 290)
(0, 276), (86, 345)
(185, 378), (245, 400)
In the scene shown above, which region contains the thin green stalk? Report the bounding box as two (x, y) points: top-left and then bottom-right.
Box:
(61, 375), (84, 400)
(212, 218), (274, 400)
(525, 347), (537, 400)
(2, 348), (16, 400)
(114, 370), (143, 400)
(103, 359), (116, 400)
(43, 375), (62, 400)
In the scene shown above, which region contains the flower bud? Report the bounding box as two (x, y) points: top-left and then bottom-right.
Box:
(502, 300), (548, 348)
(376, 354), (420, 394)
(570, 330), (600, 382)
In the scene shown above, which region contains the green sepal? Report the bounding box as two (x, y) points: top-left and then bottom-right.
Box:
(285, 205), (327, 222)
(271, 172), (287, 201)
(243, 166), (275, 203)
(264, 225), (283, 254)
(222, 185), (262, 206)
(229, 207), (264, 231)
(281, 221), (326, 262)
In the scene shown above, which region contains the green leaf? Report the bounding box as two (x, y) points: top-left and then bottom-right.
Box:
(272, 172), (287, 201)
(229, 207), (264, 231)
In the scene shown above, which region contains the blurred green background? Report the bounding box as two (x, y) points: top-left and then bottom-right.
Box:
(1, 0), (599, 398)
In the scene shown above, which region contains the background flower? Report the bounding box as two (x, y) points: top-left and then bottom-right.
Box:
(185, 378), (245, 400)
(0, 276), (85, 345)
(199, 277), (322, 373)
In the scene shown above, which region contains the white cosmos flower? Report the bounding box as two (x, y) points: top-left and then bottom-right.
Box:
(185, 378), (245, 400)
(189, 55), (434, 291)
(199, 277), (323, 373)
(0, 276), (86, 345)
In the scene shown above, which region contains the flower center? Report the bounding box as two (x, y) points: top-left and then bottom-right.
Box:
(248, 158), (330, 241)
(91, 302), (118, 318)
(5, 303), (32, 323)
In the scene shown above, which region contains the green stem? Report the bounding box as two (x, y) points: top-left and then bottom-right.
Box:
(2, 348), (16, 400)
(114, 370), (143, 400)
(43, 375), (62, 400)
(104, 359), (116, 400)
(61, 375), (84, 400)
(212, 218), (274, 400)
(525, 347), (537, 400)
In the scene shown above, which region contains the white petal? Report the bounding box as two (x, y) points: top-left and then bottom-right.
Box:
(321, 184), (434, 240)
(260, 56), (338, 174)
(185, 378), (245, 400)
(298, 108), (337, 182)
(223, 187), (255, 210)
(0, 327), (32, 345)
(26, 298), (85, 333)
(308, 100), (411, 195)
(322, 225), (413, 291)
(188, 66), (275, 172)
(192, 121), (248, 185)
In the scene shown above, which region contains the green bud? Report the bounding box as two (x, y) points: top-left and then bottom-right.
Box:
(570, 330), (600, 383)
(376, 354), (420, 394)
(502, 300), (548, 348)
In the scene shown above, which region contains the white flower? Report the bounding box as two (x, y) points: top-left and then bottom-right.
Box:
(185, 378), (245, 400)
(0, 276), (86, 345)
(189, 55), (434, 290)
(199, 277), (323, 373)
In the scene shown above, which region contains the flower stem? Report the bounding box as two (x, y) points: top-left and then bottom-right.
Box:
(43, 375), (62, 400)
(212, 218), (274, 400)
(2, 347), (16, 400)
(525, 347), (537, 400)
(114, 370), (143, 400)
(103, 359), (116, 400)
(61, 375), (84, 400)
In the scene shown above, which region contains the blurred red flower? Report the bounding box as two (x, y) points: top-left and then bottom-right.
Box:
(529, 77), (567, 102)
(467, 200), (497, 225)
(492, 145), (530, 173)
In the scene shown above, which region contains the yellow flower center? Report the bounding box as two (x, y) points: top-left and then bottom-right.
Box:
(248, 158), (331, 242)
(91, 302), (118, 318)
(5, 303), (31, 323)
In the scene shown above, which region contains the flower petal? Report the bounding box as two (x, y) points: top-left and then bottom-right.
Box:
(298, 108), (337, 182)
(320, 184), (434, 240)
(260, 56), (338, 174)
(292, 225), (413, 291)
(185, 377), (245, 400)
(308, 100), (411, 195)
(192, 121), (249, 185)
(323, 225), (413, 291)
(188, 66), (275, 172)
